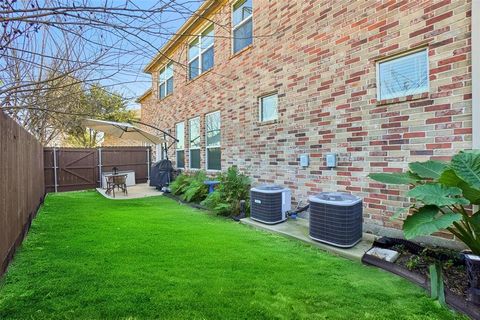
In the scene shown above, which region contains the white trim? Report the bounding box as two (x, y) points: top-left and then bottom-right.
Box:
(158, 62), (174, 99)
(175, 122), (185, 168)
(376, 47), (429, 101)
(188, 24), (214, 80)
(205, 111), (221, 171)
(233, 15), (252, 31)
(473, 0), (480, 148)
(231, 0), (253, 54)
(259, 93), (279, 122)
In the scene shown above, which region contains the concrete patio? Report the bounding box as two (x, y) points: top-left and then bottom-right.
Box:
(240, 217), (376, 261)
(96, 183), (162, 200)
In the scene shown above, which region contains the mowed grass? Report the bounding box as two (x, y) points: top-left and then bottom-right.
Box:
(0, 191), (464, 319)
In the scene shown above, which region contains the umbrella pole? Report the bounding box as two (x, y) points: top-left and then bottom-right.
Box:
(163, 132), (169, 161)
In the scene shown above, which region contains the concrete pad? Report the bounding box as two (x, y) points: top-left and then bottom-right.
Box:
(96, 183), (162, 200)
(240, 217), (376, 261)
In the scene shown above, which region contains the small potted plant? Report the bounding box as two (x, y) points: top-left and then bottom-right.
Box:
(369, 150), (480, 305)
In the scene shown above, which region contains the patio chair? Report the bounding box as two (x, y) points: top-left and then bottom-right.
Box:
(112, 174), (128, 197)
(105, 175), (115, 197)
(105, 174), (128, 198)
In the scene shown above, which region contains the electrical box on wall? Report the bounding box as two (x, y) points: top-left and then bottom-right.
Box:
(326, 153), (337, 168)
(300, 154), (309, 167)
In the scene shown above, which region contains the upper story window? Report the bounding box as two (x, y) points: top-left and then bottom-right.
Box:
(259, 93), (278, 122)
(189, 117), (201, 169)
(159, 62), (174, 99)
(188, 25), (214, 80)
(377, 49), (429, 101)
(175, 122), (185, 168)
(232, 0), (253, 54)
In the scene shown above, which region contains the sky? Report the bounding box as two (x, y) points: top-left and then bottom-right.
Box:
(97, 1), (202, 110)
(0, 0), (203, 111)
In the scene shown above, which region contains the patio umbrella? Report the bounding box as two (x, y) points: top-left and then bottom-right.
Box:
(83, 118), (164, 144)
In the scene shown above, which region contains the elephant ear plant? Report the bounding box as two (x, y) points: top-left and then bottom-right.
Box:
(369, 150), (480, 304)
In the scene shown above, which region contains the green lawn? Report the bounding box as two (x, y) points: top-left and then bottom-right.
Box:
(0, 191), (464, 319)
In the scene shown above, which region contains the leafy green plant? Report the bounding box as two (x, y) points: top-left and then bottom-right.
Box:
(170, 171), (209, 203)
(170, 173), (193, 196)
(406, 256), (421, 271)
(182, 171), (208, 203)
(368, 150), (480, 255)
(201, 166), (251, 216)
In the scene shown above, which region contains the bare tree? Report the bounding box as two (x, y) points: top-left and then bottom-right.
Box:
(0, 0), (208, 144)
(0, 0), (268, 145)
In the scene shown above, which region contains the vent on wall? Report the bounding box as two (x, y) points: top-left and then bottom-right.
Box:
(250, 185), (291, 224)
(308, 192), (362, 248)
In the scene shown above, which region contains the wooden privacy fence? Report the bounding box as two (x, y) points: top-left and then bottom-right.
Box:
(44, 146), (151, 193)
(0, 113), (45, 275)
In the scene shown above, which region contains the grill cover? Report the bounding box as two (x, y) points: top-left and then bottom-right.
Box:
(150, 159), (174, 189)
(308, 192), (362, 248)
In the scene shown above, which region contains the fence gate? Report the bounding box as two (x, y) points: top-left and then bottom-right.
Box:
(44, 147), (151, 193)
(44, 148), (98, 192)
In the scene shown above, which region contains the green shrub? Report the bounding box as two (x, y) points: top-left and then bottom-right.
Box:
(170, 173), (192, 196)
(201, 166), (251, 216)
(368, 150), (480, 255)
(182, 171), (209, 203)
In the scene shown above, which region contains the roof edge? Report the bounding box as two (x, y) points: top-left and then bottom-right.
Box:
(143, 0), (220, 74)
(136, 88), (153, 103)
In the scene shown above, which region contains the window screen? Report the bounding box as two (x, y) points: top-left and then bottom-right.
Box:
(233, 0), (253, 53)
(206, 111), (221, 170)
(377, 49), (429, 100)
(260, 94), (278, 122)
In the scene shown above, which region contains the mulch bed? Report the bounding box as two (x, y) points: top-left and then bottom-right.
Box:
(362, 237), (480, 319)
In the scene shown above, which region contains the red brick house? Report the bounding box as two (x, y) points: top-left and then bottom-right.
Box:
(139, 0), (479, 243)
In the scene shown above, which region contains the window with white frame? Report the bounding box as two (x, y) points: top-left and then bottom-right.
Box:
(259, 93), (278, 122)
(205, 111), (221, 170)
(188, 25), (214, 80)
(156, 144), (166, 161)
(189, 117), (201, 169)
(175, 122), (185, 168)
(159, 62), (174, 99)
(377, 49), (429, 101)
(232, 0), (253, 54)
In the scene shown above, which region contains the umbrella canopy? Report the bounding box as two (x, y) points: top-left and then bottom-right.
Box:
(83, 119), (164, 144)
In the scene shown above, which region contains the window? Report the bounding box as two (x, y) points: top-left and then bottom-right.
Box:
(188, 25), (214, 80)
(156, 144), (166, 161)
(159, 62), (174, 99)
(259, 93), (278, 122)
(232, 0), (253, 54)
(377, 49), (429, 101)
(175, 122), (185, 168)
(205, 111), (221, 170)
(189, 117), (201, 169)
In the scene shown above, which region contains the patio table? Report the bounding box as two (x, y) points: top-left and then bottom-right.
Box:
(105, 174), (128, 198)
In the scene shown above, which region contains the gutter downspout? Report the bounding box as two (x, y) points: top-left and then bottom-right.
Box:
(472, 0), (480, 148)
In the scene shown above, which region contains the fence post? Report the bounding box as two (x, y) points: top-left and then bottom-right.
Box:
(53, 147), (58, 193)
(98, 148), (102, 188)
(147, 147), (151, 181)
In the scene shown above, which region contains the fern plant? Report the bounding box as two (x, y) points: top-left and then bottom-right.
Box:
(201, 166), (251, 216)
(170, 173), (192, 196)
(182, 171), (208, 203)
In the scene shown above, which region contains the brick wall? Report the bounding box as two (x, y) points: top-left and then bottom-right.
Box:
(102, 134), (145, 147)
(141, 0), (472, 239)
